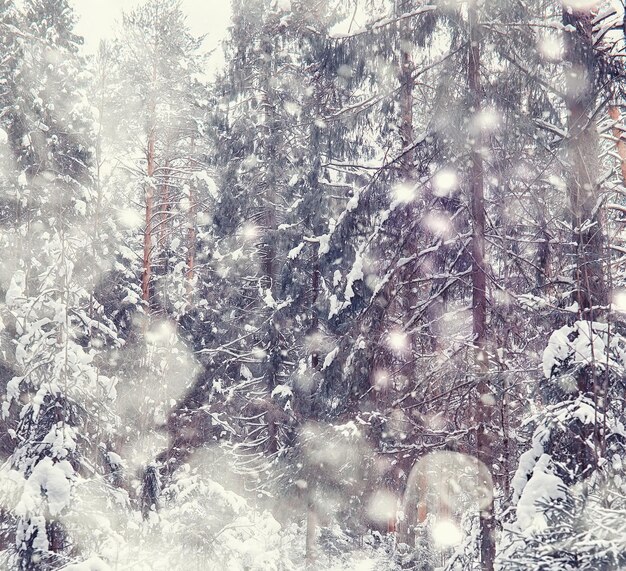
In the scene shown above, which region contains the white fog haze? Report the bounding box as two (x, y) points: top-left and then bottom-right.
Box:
(1, 0), (626, 570)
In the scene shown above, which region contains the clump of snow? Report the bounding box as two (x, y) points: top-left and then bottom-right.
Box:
(193, 170), (218, 199)
(515, 454), (565, 534)
(288, 242), (304, 259)
(43, 423), (78, 460)
(542, 321), (617, 379)
(327, 249), (367, 317)
(511, 438), (546, 504)
(344, 250), (364, 302)
(6, 270), (26, 307)
(107, 451), (123, 468)
(15, 457), (73, 518)
(333, 270), (342, 286)
(318, 233), (330, 255)
(517, 293), (548, 310)
(322, 347), (339, 370)
(328, 294), (342, 319)
(271, 384), (292, 399)
(346, 189), (361, 211)
(542, 324), (572, 378)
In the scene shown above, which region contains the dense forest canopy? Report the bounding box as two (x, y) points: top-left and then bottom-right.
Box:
(1, 0), (626, 569)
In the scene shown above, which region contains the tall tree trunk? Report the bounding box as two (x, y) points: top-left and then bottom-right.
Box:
(186, 135), (197, 304)
(185, 182), (197, 302)
(398, 0), (415, 180)
(90, 42), (108, 322)
(259, 36), (279, 390)
(561, 0), (608, 477)
(468, 6), (496, 570)
(158, 159), (171, 254)
(563, 3), (607, 318)
(142, 131), (155, 305)
(304, 99), (324, 565)
(142, 60), (158, 306)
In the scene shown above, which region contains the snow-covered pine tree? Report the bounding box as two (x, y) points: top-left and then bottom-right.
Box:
(500, 2), (626, 569)
(165, 0), (350, 502)
(314, 0), (599, 565)
(0, 1), (121, 568)
(116, 0), (207, 317)
(89, 0), (214, 518)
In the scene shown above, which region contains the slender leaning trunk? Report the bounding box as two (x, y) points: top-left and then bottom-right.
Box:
(563, 3), (606, 318)
(186, 135), (197, 303)
(142, 59), (158, 306)
(468, 5), (495, 570)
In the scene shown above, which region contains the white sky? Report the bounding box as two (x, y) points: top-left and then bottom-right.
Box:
(72, 0), (232, 70)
